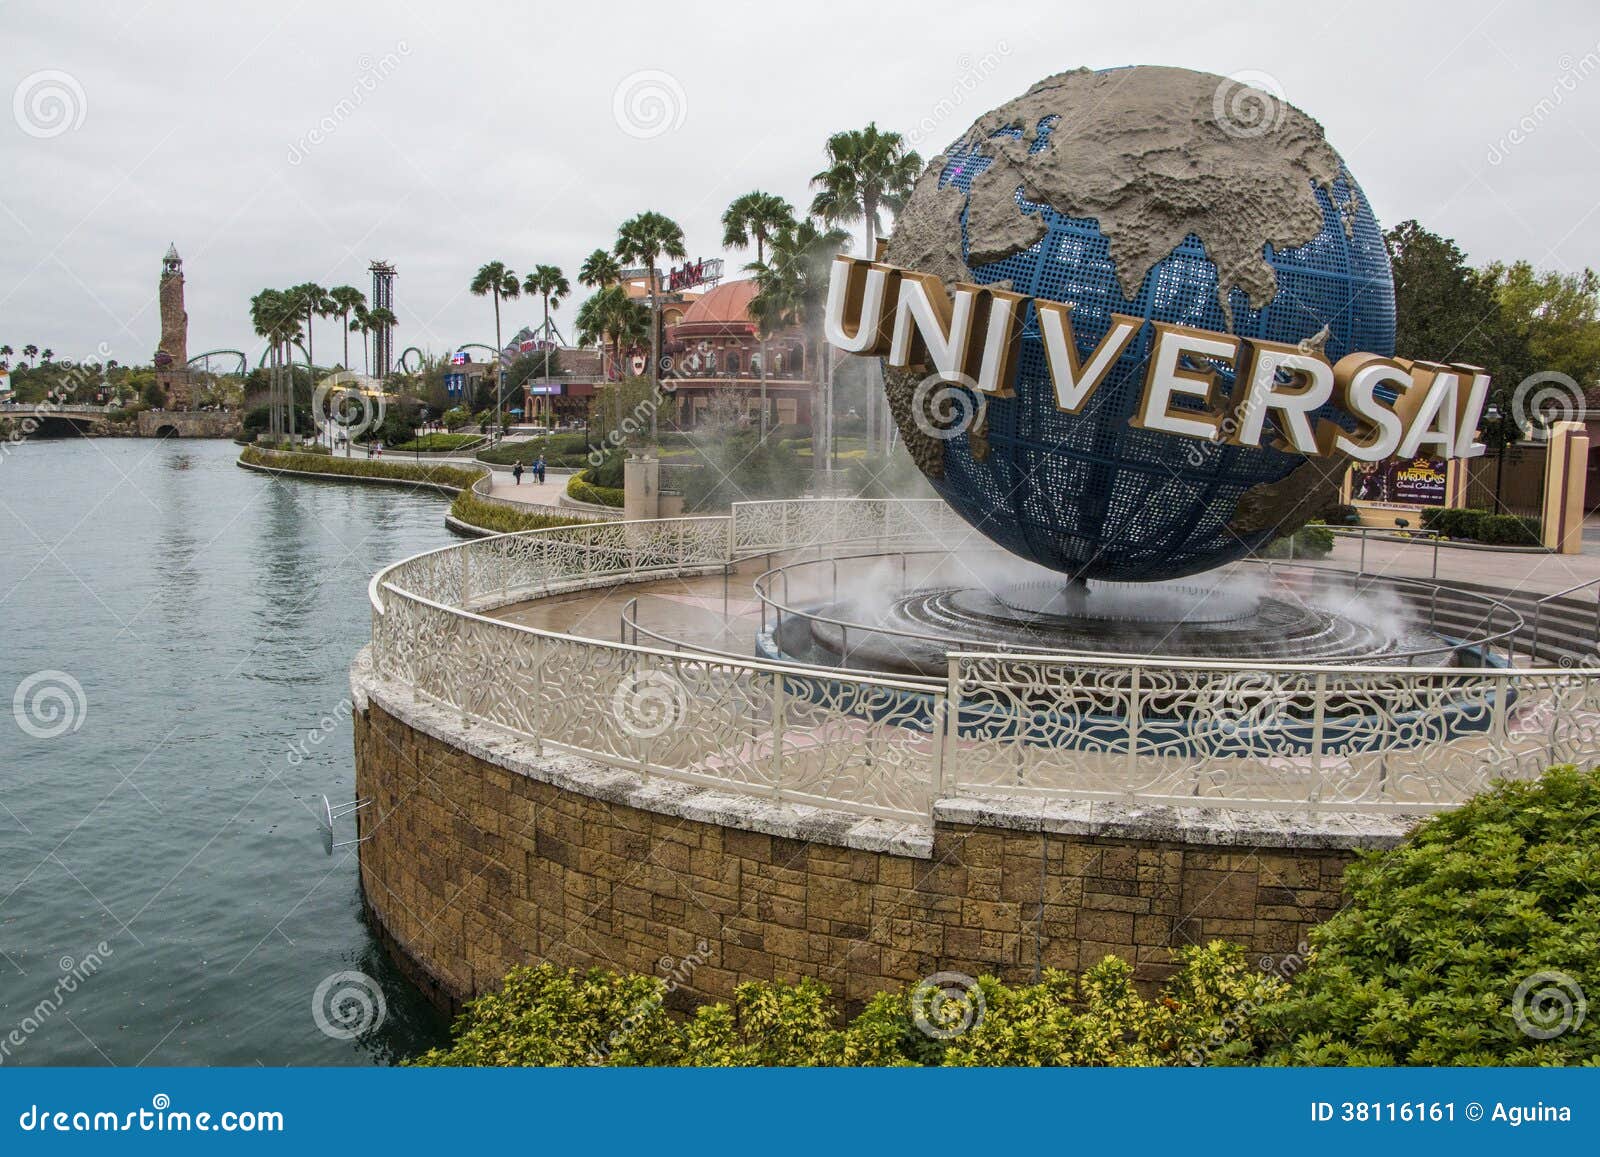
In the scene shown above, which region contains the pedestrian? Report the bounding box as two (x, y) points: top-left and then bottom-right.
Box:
(535, 455), (546, 484)
(513, 462), (523, 486)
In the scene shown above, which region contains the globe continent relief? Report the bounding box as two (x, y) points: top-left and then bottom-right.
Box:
(883, 65), (1397, 582)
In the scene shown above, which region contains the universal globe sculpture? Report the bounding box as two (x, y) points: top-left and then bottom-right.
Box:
(884, 65), (1396, 582)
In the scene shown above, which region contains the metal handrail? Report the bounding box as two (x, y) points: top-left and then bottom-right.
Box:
(360, 501), (1600, 819)
(1531, 576), (1600, 662)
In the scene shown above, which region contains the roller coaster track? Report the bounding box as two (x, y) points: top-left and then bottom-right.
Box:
(187, 349), (248, 376)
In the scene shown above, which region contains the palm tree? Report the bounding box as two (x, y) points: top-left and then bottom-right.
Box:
(287, 283), (333, 373)
(810, 123), (921, 257)
(364, 308), (397, 382)
(0, 344), (11, 361)
(578, 248), (621, 289)
(722, 191), (794, 266)
(250, 289), (303, 444)
(723, 192), (796, 440)
(40, 348), (53, 364)
(576, 286), (650, 435)
(328, 286), (366, 370)
(811, 125), (921, 456)
(614, 212), (686, 443)
(349, 307), (373, 376)
(524, 265), (570, 427)
(22, 344), (37, 366)
(752, 218), (849, 489)
(470, 261), (520, 430)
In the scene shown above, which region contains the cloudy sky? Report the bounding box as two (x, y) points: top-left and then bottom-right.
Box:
(2, 0), (1598, 369)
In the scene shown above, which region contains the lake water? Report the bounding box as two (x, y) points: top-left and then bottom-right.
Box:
(0, 438), (452, 1065)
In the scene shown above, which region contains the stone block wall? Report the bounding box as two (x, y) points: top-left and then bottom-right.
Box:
(354, 694), (1377, 1013)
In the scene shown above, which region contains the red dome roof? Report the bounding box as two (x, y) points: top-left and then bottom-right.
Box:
(676, 279), (757, 331)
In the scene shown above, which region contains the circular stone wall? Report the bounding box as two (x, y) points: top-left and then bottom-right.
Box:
(352, 656), (1409, 1012)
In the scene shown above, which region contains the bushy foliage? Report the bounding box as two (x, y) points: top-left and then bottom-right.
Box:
(410, 944), (1283, 1067)
(1250, 766), (1600, 1066)
(477, 430), (593, 467)
(1258, 523), (1335, 559)
(1421, 506), (1541, 546)
(844, 444), (939, 500)
(239, 445), (481, 490)
(410, 965), (682, 1067)
(566, 468), (624, 508)
(448, 491), (593, 534)
(680, 432), (808, 511)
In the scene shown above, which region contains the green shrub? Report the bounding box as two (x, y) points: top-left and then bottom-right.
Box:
(1421, 507), (1487, 540)
(239, 445), (482, 490)
(1258, 522), (1335, 559)
(477, 430), (594, 467)
(1419, 507), (1540, 545)
(1319, 503), (1360, 525)
(448, 491), (594, 534)
(1477, 512), (1541, 546)
(566, 469), (624, 508)
(681, 432), (808, 511)
(410, 943), (1284, 1067)
(1248, 766), (1600, 1066)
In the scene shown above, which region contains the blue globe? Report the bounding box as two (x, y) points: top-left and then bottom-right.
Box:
(886, 67), (1396, 582)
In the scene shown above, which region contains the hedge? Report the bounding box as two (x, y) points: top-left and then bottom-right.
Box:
(477, 431), (593, 466)
(1246, 765), (1600, 1066)
(409, 942), (1285, 1067)
(566, 469), (624, 508)
(447, 490), (594, 534)
(239, 446), (483, 490)
(1257, 522), (1335, 559)
(1421, 506), (1542, 546)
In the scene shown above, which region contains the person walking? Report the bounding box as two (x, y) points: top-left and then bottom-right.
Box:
(534, 454), (546, 485)
(512, 462), (524, 486)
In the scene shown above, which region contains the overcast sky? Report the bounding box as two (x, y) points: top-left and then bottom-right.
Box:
(2, 0), (1598, 369)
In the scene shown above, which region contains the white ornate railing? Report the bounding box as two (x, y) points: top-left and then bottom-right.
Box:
(366, 500), (1600, 822)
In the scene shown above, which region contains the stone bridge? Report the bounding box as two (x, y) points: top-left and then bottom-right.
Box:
(0, 404), (239, 438)
(135, 410), (241, 438)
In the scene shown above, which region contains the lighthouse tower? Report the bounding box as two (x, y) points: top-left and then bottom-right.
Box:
(154, 243), (194, 409)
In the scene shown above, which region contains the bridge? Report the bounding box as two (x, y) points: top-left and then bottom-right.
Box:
(0, 403), (240, 439)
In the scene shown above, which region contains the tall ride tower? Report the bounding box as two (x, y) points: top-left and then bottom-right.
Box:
(369, 260), (396, 378)
(154, 243), (194, 408)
